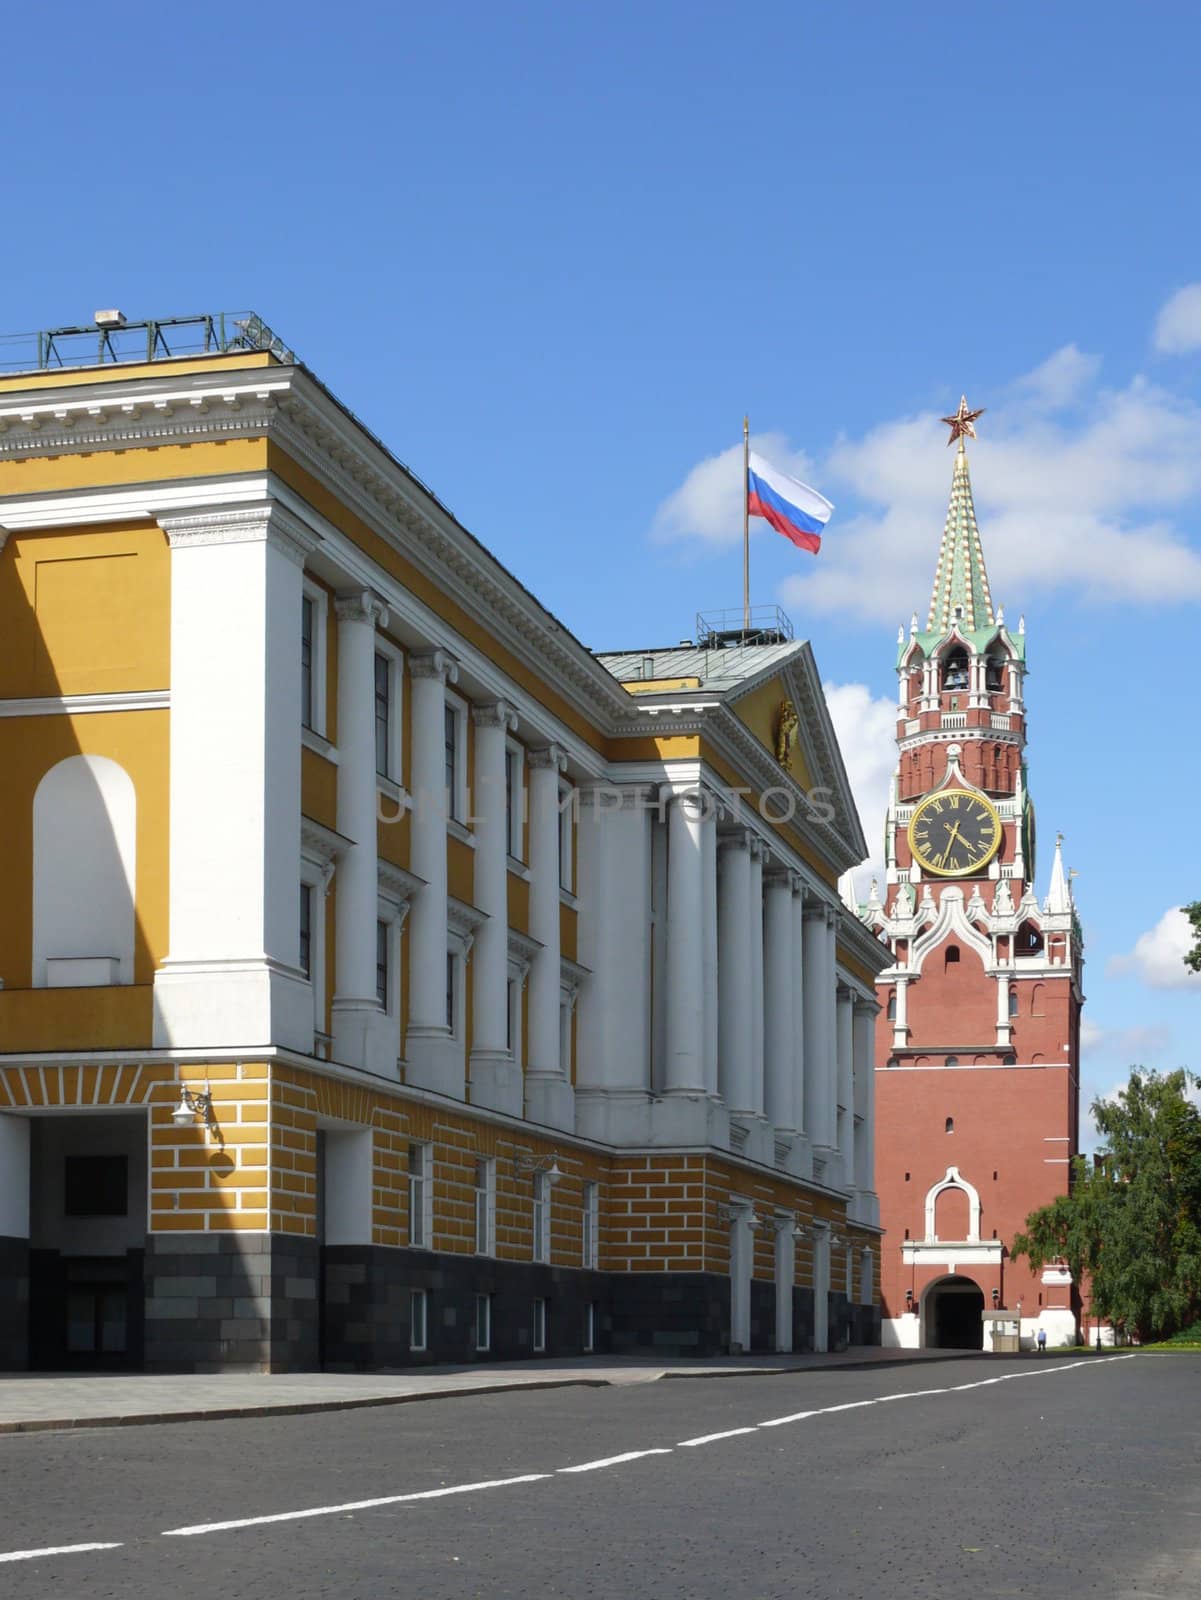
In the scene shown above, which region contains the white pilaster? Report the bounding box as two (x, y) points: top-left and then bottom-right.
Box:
(996, 974), (1013, 1048)
(893, 973), (910, 1049)
(717, 831), (753, 1115)
(836, 984), (855, 1195)
(470, 701), (521, 1115)
(701, 798), (720, 1098)
(748, 841), (766, 1118)
(763, 872), (796, 1136)
(331, 590), (395, 1076)
(576, 784), (654, 1141)
(663, 789), (707, 1096)
(801, 903), (839, 1177)
(854, 998), (879, 1224)
(406, 649), (459, 1095)
(153, 504), (315, 1051)
(773, 1213), (797, 1353)
(525, 745), (573, 1130)
(790, 880), (812, 1176)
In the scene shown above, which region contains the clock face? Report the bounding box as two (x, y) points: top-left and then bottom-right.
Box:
(907, 789), (1002, 877)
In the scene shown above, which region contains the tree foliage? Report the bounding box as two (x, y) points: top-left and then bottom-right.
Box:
(1184, 901), (1201, 975)
(1012, 1069), (1201, 1342)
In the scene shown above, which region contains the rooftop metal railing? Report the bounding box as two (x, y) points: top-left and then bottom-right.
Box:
(0, 312), (295, 373)
(695, 604), (795, 649)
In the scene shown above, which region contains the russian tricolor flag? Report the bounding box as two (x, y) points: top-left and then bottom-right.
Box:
(747, 450), (833, 554)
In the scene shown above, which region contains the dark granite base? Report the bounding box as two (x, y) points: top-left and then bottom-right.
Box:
(0, 1235), (29, 1371)
(144, 1233), (319, 1373)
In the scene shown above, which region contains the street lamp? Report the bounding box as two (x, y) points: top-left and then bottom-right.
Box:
(1094, 1308), (1103, 1354)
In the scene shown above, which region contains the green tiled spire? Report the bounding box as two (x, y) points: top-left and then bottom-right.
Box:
(926, 441), (994, 633)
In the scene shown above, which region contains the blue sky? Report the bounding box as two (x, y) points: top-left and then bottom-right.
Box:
(2, 0), (1199, 1126)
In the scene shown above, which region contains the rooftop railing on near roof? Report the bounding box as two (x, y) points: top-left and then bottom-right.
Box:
(0, 312), (295, 374)
(695, 604), (795, 649)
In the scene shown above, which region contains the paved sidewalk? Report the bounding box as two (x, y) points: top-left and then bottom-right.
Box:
(0, 1347), (972, 1434)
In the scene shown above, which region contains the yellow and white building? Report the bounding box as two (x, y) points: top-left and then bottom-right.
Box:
(0, 313), (887, 1372)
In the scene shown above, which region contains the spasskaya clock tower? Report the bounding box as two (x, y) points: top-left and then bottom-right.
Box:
(860, 399), (1084, 1353)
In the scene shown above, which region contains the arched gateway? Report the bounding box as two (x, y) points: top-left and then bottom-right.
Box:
(922, 1275), (984, 1350)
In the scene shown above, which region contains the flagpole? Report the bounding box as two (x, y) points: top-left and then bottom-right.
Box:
(742, 414), (750, 638)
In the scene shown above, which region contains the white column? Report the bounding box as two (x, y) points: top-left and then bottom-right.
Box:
(331, 591), (394, 1075)
(790, 880), (811, 1170)
(470, 701), (520, 1115)
(854, 998), (878, 1224)
(748, 841), (766, 1118)
(996, 974), (1012, 1048)
(526, 744), (573, 1130)
(763, 872), (796, 1135)
(801, 904), (838, 1172)
(893, 974), (910, 1049)
(154, 504), (315, 1051)
(701, 798), (720, 1098)
(717, 831), (753, 1114)
(664, 790), (707, 1095)
(406, 648), (459, 1094)
(836, 985), (855, 1195)
(774, 1215), (796, 1353)
(576, 785), (654, 1138)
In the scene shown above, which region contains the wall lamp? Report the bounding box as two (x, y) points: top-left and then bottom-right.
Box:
(992, 1287), (1001, 1308)
(171, 1083), (222, 1145)
(514, 1153), (563, 1185)
(905, 1288), (914, 1312)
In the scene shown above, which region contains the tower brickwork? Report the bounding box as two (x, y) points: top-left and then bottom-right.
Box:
(864, 421), (1084, 1351)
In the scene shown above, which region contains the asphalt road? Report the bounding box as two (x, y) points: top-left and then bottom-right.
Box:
(1, 1354), (1198, 1600)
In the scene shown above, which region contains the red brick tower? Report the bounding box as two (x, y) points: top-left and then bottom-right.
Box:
(866, 405), (1083, 1350)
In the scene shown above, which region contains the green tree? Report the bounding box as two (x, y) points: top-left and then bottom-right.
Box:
(1013, 1069), (1201, 1343)
(1184, 902), (1201, 975)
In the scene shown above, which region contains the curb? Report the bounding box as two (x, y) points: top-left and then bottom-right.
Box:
(0, 1350), (991, 1436)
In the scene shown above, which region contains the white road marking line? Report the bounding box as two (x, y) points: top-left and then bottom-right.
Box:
(161, 1474), (550, 1537)
(557, 1449), (673, 1473)
(678, 1427), (760, 1447)
(757, 1355), (1136, 1429)
(0, 1542), (123, 1564)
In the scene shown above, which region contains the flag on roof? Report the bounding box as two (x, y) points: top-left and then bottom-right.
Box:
(747, 450), (833, 554)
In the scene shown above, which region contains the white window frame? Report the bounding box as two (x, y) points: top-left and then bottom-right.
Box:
(533, 1171), (551, 1264)
(582, 1180), (599, 1270)
(474, 1157), (496, 1256)
(300, 845), (335, 1049)
(505, 737), (526, 861)
(409, 1287), (428, 1352)
(558, 779), (575, 893)
(301, 578), (329, 740)
(444, 689), (469, 824)
(559, 991), (575, 1080)
(375, 894), (405, 1021)
(474, 1292), (492, 1353)
(408, 1141), (433, 1249)
(446, 943), (466, 1040)
(532, 1297), (547, 1354)
(373, 638), (404, 787)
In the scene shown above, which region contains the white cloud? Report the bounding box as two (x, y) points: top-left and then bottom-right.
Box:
(823, 679), (896, 897)
(650, 346), (1201, 624)
(1013, 343), (1102, 408)
(1108, 907), (1201, 991)
(1153, 283), (1201, 355)
(651, 432), (815, 551)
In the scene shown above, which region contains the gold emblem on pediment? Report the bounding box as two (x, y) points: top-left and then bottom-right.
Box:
(774, 698), (799, 768)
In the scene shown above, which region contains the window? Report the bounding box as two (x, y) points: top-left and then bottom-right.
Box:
(443, 699), (468, 822)
(300, 884), (314, 980)
(532, 1297), (547, 1353)
(945, 1116), (955, 1133)
(374, 652), (392, 777)
(583, 1301), (596, 1353)
(409, 1288), (428, 1352)
(474, 1292), (492, 1352)
(533, 1171), (551, 1263)
(446, 950), (458, 1034)
(506, 977), (517, 1054)
(301, 595), (315, 730)
(408, 1142), (432, 1248)
(945, 945), (961, 968)
(886, 992), (897, 1021)
(559, 996), (574, 1079)
(300, 581), (328, 736)
(942, 648), (970, 691)
(474, 1158), (496, 1256)
(1008, 987), (1019, 1018)
(505, 740), (525, 859)
(986, 655), (1005, 693)
(376, 921), (390, 1009)
(64, 1155), (127, 1217)
(558, 781), (574, 891)
(582, 1180), (599, 1270)
(945, 1055), (959, 1068)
